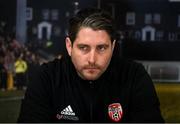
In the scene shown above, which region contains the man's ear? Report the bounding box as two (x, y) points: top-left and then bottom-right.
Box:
(65, 37), (72, 56)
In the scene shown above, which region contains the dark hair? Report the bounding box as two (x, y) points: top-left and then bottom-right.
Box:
(68, 8), (116, 43)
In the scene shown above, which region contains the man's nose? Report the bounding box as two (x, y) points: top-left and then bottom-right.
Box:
(88, 50), (96, 65)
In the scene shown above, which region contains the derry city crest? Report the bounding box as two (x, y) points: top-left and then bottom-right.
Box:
(108, 103), (123, 122)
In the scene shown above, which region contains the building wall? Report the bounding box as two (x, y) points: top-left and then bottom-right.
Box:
(101, 0), (180, 61)
(26, 0), (97, 55)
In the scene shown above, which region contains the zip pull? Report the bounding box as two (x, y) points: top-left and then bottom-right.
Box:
(89, 81), (93, 84)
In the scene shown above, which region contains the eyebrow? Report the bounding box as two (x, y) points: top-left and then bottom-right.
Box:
(77, 43), (110, 47)
(97, 44), (109, 46)
(77, 44), (89, 47)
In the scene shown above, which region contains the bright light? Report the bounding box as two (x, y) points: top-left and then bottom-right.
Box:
(74, 2), (79, 6)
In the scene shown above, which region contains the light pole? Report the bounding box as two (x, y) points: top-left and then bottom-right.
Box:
(73, 1), (79, 15)
(97, 0), (101, 9)
(16, 0), (27, 44)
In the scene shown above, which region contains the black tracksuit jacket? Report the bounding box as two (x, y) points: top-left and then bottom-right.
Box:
(18, 55), (164, 123)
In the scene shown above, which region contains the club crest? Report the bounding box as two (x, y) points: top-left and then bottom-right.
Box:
(108, 103), (123, 122)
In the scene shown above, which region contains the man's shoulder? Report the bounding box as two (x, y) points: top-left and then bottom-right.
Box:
(41, 56), (65, 68)
(38, 56), (66, 73)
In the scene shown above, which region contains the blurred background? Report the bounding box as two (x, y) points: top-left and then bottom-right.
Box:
(0, 0), (180, 122)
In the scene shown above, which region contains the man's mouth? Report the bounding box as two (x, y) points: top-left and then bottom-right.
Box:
(84, 67), (99, 72)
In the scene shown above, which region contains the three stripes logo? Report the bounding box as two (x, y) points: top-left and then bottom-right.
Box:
(61, 105), (75, 116)
(56, 105), (79, 121)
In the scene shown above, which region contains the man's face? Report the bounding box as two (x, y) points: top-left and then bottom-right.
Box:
(66, 27), (115, 80)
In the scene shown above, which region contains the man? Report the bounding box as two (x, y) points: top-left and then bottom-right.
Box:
(14, 54), (28, 90)
(0, 56), (7, 91)
(18, 8), (164, 122)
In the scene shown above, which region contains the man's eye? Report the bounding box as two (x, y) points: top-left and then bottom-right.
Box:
(79, 46), (88, 51)
(97, 46), (107, 51)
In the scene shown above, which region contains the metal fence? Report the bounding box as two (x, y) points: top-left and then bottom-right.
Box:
(138, 61), (180, 83)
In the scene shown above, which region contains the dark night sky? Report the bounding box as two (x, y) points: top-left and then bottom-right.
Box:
(0, 0), (97, 32)
(1, 0), (180, 60)
(0, 0), (16, 31)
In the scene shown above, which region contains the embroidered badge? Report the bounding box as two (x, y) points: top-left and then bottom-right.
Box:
(108, 103), (123, 122)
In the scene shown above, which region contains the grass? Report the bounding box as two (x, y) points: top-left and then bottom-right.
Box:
(0, 90), (25, 98)
(0, 90), (25, 123)
(0, 84), (180, 122)
(0, 100), (21, 122)
(155, 83), (180, 123)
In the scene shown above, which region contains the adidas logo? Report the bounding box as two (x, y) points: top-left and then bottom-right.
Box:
(56, 105), (79, 121)
(61, 105), (76, 116)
